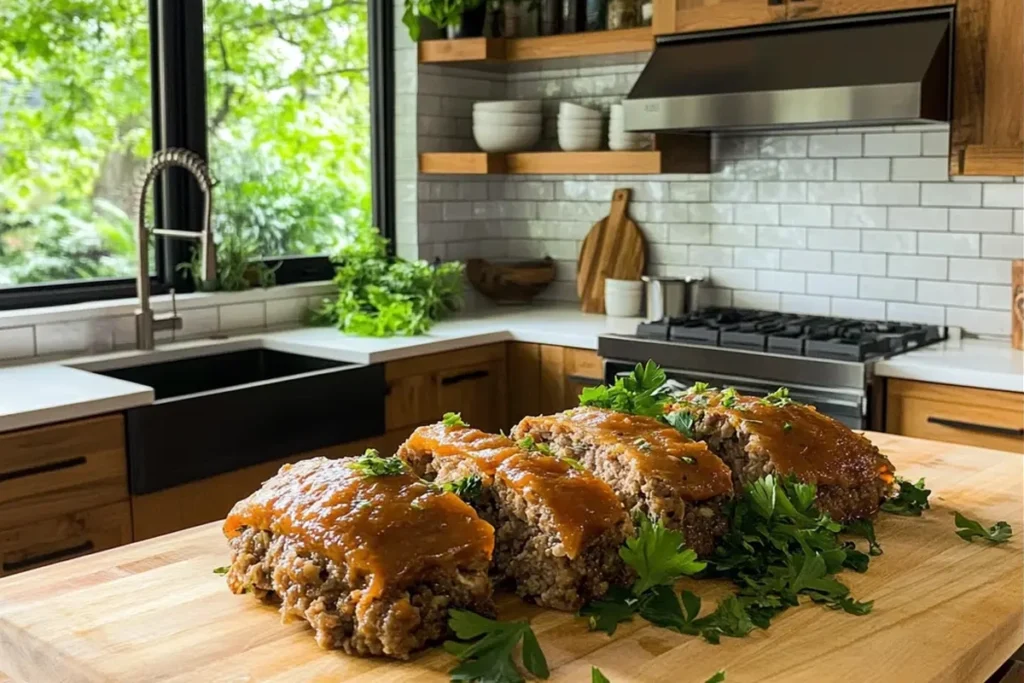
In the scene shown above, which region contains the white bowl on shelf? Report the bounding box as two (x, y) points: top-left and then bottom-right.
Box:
(474, 99), (542, 113)
(473, 110), (542, 126)
(558, 129), (602, 152)
(474, 124), (542, 152)
(559, 102), (602, 120)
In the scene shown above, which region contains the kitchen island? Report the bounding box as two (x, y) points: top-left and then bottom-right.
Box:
(0, 432), (1020, 683)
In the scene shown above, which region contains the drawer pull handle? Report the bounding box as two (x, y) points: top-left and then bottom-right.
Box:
(567, 374), (603, 387)
(0, 456), (87, 484)
(926, 417), (1024, 438)
(441, 370), (490, 386)
(3, 540), (95, 573)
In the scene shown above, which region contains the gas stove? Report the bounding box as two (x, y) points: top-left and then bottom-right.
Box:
(598, 308), (947, 430)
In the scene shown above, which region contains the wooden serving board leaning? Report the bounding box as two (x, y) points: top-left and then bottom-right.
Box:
(0, 433), (1021, 683)
(576, 189), (646, 314)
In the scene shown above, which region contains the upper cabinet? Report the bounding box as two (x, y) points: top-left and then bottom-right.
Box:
(653, 0), (952, 34)
(949, 0), (1024, 176)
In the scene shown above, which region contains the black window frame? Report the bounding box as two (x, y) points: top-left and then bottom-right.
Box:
(0, 0), (393, 311)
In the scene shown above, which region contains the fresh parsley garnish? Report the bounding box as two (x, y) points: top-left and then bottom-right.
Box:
(880, 477), (931, 516)
(442, 474), (484, 503)
(665, 410), (695, 440)
(689, 382), (710, 395)
(443, 412), (468, 427)
(347, 449), (408, 478)
(592, 667), (611, 683)
(213, 566), (229, 575)
(444, 610), (549, 683)
(954, 512), (1013, 544)
(760, 387), (795, 408)
(579, 360), (669, 419)
(782, 422), (793, 432)
(719, 387), (739, 409)
(518, 435), (581, 470)
(844, 519), (883, 556)
(706, 672), (726, 683)
(621, 515), (707, 595)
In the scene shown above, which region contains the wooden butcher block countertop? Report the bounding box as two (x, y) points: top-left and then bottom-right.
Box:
(0, 433), (1021, 683)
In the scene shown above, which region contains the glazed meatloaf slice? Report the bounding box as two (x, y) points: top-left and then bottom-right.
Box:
(397, 421), (633, 611)
(223, 456), (495, 659)
(512, 407), (734, 557)
(669, 387), (896, 522)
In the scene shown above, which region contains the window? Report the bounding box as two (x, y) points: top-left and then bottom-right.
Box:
(0, 0), (392, 309)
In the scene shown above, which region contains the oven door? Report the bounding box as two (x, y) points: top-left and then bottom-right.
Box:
(604, 361), (867, 429)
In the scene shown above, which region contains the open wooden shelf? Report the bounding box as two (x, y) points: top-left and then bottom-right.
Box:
(418, 27), (654, 65)
(419, 139), (710, 176)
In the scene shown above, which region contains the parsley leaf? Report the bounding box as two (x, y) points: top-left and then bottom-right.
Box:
(880, 477), (931, 516)
(689, 381), (710, 395)
(665, 410), (696, 440)
(213, 566), (229, 575)
(579, 586), (641, 635)
(518, 435), (581, 470)
(782, 422), (793, 432)
(954, 512), (1013, 544)
(844, 519), (883, 556)
(760, 387), (795, 408)
(579, 361), (670, 419)
(621, 515), (707, 595)
(441, 474), (484, 503)
(706, 672), (726, 683)
(443, 412), (468, 427)
(592, 667), (611, 683)
(347, 449), (408, 478)
(445, 610), (549, 683)
(719, 387), (739, 409)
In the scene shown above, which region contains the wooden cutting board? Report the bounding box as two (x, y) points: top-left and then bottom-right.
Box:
(576, 189), (646, 314)
(0, 433), (1022, 683)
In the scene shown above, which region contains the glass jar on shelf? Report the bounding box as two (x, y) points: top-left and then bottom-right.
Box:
(607, 0), (637, 30)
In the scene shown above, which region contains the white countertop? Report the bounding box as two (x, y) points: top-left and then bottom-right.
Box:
(1, 304), (1021, 435)
(874, 337), (1024, 393)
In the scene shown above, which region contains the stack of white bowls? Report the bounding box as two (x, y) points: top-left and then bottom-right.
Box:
(473, 100), (542, 153)
(557, 102), (603, 152)
(604, 278), (644, 317)
(609, 104), (652, 151)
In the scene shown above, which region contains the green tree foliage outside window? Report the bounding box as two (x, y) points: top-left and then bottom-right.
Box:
(0, 1), (371, 287)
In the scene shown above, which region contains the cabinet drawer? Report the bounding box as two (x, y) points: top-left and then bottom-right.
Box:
(886, 380), (1024, 453)
(0, 415), (128, 530)
(0, 501), (132, 577)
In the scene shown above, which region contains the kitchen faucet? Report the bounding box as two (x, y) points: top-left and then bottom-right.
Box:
(132, 148), (217, 351)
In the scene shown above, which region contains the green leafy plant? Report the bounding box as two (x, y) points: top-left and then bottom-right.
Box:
(403, 0), (485, 41)
(177, 230), (282, 293)
(592, 667), (610, 683)
(444, 609), (549, 683)
(443, 412), (468, 427)
(313, 226), (464, 337)
(954, 512), (1013, 544)
(441, 474), (484, 503)
(880, 477), (932, 516)
(347, 449), (409, 478)
(579, 361), (670, 419)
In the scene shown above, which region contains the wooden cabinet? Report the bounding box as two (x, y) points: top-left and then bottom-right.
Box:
(0, 415), (130, 572)
(508, 343), (604, 421)
(786, 0), (952, 21)
(950, 0), (1024, 176)
(886, 379), (1024, 453)
(386, 343), (508, 433)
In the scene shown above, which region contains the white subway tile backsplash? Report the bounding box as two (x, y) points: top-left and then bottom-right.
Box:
(758, 182), (807, 203)
(689, 203), (734, 223)
(981, 234), (1024, 259)
(781, 204), (831, 227)
(809, 134), (861, 158)
(921, 183), (981, 207)
(781, 293), (831, 315)
(807, 182), (860, 205)
(836, 158), (890, 181)
(781, 249), (831, 273)
(863, 132), (920, 157)
(891, 157), (949, 182)
(267, 298), (311, 327)
(666, 223), (712, 244)
(758, 226), (807, 248)
(727, 159), (780, 181)
(832, 252), (887, 276)
(1015, 210), (1023, 234)
(35, 320), (114, 357)
(689, 245), (733, 267)
(916, 281), (977, 307)
(807, 273), (858, 297)
(862, 231), (917, 254)
(948, 208), (1013, 233)
(759, 136), (808, 158)
(219, 302), (266, 332)
(712, 181), (757, 202)
(862, 183), (920, 206)
(949, 257), (1010, 284)
(711, 224), (756, 246)
(669, 182), (711, 202)
(778, 159), (834, 180)
(859, 277), (917, 302)
(833, 205), (887, 229)
(807, 228), (860, 251)
(978, 284), (1010, 310)
(918, 232), (980, 257)
(734, 203), (780, 225)
(733, 290), (781, 309)
(888, 206), (947, 231)
(734, 247), (781, 269)
(709, 267), (757, 290)
(516, 181), (556, 200)
(0, 326), (34, 360)
(982, 184), (1023, 208)
(650, 244), (690, 264)
(888, 255), (948, 280)
(921, 131), (950, 157)
(945, 307), (1011, 336)
(831, 297), (886, 319)
(757, 270), (805, 293)
(887, 302), (945, 325)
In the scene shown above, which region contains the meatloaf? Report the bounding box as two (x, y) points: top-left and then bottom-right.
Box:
(512, 407), (734, 557)
(668, 386), (895, 521)
(223, 456), (495, 659)
(398, 421), (632, 611)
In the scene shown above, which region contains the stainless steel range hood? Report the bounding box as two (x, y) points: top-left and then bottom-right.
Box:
(624, 9), (952, 133)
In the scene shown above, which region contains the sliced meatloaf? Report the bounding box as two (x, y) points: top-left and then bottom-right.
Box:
(397, 421), (632, 611)
(512, 407), (734, 557)
(223, 456), (495, 659)
(668, 387), (896, 522)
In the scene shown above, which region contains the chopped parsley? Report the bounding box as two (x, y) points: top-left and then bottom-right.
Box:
(518, 435), (582, 471)
(880, 477), (931, 516)
(444, 610), (549, 683)
(410, 500), (424, 511)
(689, 381), (710, 395)
(579, 360), (670, 419)
(678, 455), (696, 465)
(355, 500), (372, 511)
(443, 412), (468, 427)
(706, 672), (726, 683)
(719, 387), (740, 409)
(347, 449), (408, 478)
(844, 519), (883, 556)
(954, 512), (1013, 544)
(760, 387), (795, 408)
(782, 422), (793, 432)
(213, 566), (229, 575)
(442, 474), (484, 503)
(633, 437), (652, 451)
(592, 667), (611, 683)
(665, 410), (696, 440)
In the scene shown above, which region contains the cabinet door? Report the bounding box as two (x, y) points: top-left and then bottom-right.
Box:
(950, 0), (1024, 176)
(653, 0), (786, 35)
(786, 0), (952, 22)
(437, 360), (507, 434)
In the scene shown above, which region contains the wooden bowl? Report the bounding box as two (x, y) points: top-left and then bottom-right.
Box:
(466, 257), (557, 304)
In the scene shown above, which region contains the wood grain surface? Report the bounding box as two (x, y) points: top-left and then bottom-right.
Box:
(0, 433), (1021, 683)
(576, 189), (646, 314)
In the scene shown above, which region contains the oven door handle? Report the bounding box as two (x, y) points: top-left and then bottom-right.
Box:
(926, 416), (1024, 438)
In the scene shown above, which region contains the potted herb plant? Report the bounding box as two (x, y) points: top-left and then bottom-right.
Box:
(404, 0), (487, 41)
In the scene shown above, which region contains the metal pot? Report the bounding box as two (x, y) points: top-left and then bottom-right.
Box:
(641, 275), (704, 321)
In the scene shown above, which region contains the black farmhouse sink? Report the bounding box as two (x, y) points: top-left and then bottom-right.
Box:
(93, 347), (385, 495)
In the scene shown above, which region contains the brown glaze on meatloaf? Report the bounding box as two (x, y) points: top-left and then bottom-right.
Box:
(512, 407), (733, 557)
(223, 457), (494, 659)
(669, 388), (896, 521)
